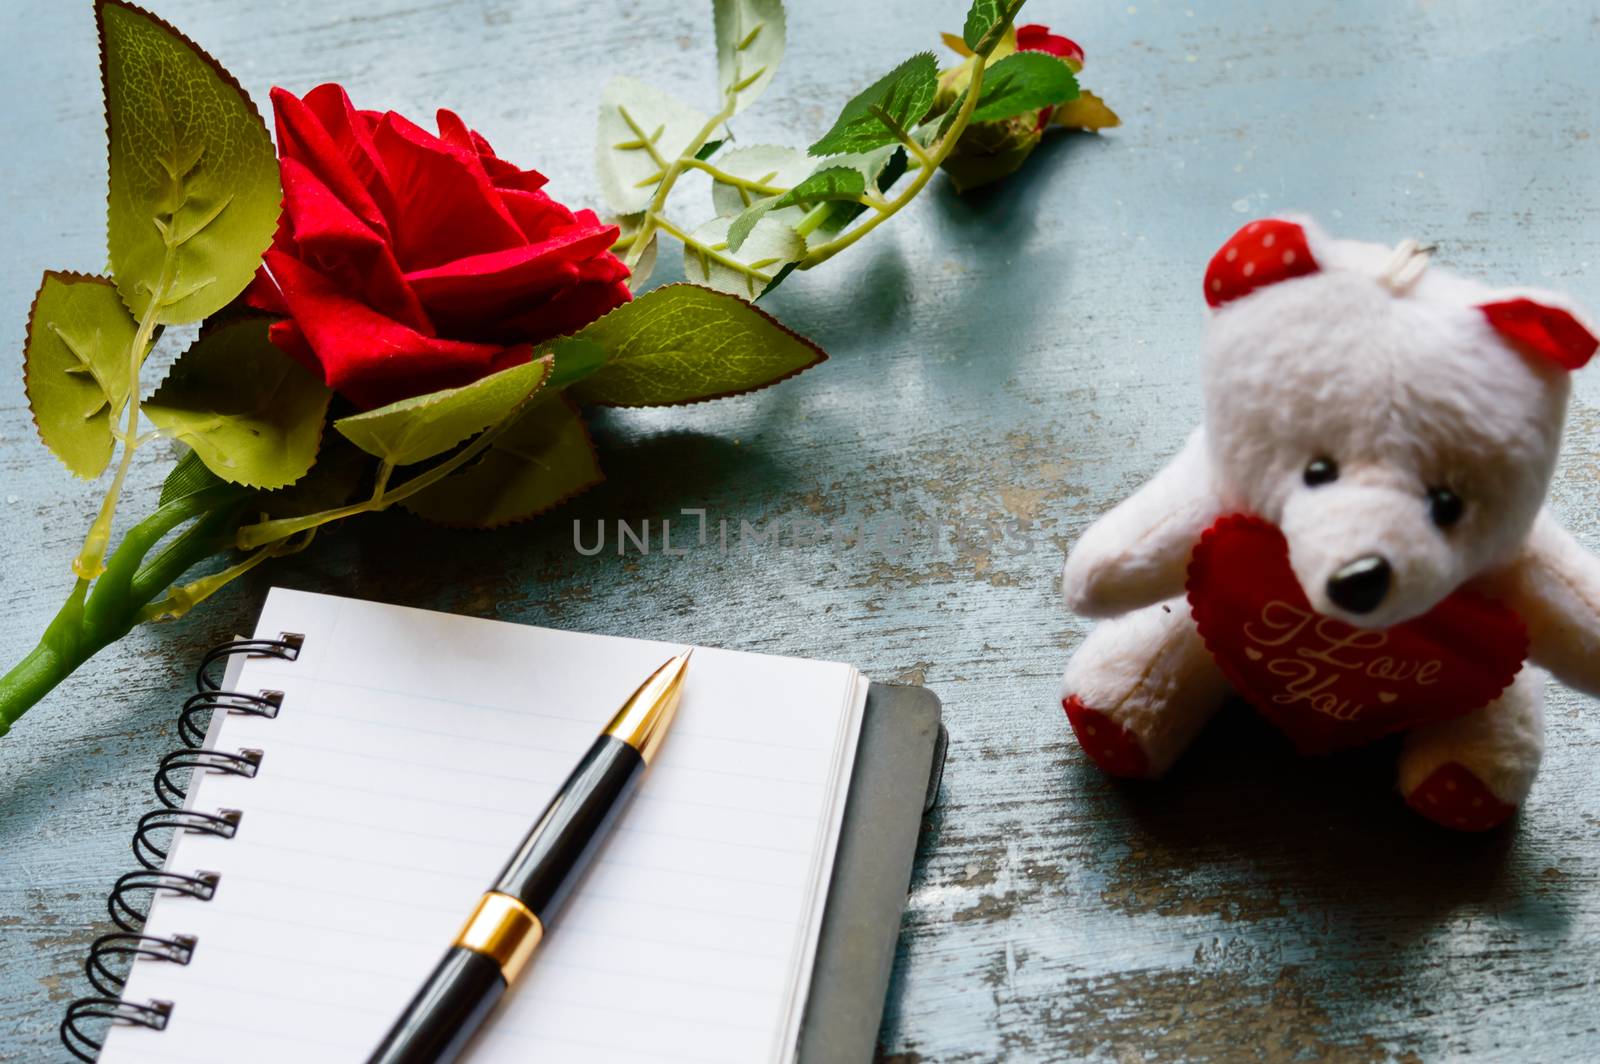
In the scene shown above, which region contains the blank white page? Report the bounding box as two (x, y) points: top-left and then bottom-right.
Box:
(103, 587), (866, 1064)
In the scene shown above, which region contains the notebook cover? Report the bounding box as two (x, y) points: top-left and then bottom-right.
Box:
(796, 682), (944, 1064)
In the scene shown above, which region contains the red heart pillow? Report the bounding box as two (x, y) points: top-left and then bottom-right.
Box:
(1186, 515), (1528, 754)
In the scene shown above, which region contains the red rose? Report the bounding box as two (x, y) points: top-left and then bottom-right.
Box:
(247, 84), (631, 409)
(1016, 23), (1085, 128)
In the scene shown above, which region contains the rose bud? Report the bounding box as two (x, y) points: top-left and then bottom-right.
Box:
(937, 22), (1118, 193)
(940, 116), (1043, 194)
(246, 84), (631, 409)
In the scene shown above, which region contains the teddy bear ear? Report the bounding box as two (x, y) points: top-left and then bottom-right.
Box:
(1204, 218), (1322, 308)
(1478, 297), (1599, 371)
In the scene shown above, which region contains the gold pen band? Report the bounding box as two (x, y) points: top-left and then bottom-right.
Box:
(453, 891), (543, 982)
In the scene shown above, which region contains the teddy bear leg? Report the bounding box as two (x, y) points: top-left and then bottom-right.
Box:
(1398, 669), (1544, 831)
(1060, 597), (1228, 779)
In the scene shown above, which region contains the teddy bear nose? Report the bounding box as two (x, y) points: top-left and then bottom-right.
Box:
(1326, 556), (1391, 614)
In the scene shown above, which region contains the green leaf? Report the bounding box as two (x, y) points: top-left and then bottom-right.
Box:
(713, 0), (786, 114)
(1052, 88), (1122, 130)
(545, 336), (610, 391)
(695, 139), (726, 161)
(724, 197), (779, 252)
(402, 394), (602, 529)
(809, 145), (904, 238)
(570, 283), (825, 407)
(775, 166), (867, 208)
(23, 272), (139, 478)
(596, 77), (710, 214)
(158, 447), (228, 506)
(969, 51), (1079, 123)
(99, 0), (280, 325)
(709, 144), (813, 218)
(759, 261), (799, 299)
(963, 0), (1026, 57)
(726, 166), (866, 252)
(809, 53), (939, 156)
(143, 319), (332, 489)
(963, 0), (1000, 50)
(682, 214), (804, 299)
(334, 356), (552, 466)
(613, 212), (659, 291)
(756, 146), (903, 264)
(257, 434), (372, 519)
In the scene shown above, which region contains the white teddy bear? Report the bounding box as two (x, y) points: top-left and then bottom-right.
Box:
(1059, 216), (1600, 830)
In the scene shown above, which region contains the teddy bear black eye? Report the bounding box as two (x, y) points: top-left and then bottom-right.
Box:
(1429, 487), (1465, 529)
(1303, 457), (1338, 487)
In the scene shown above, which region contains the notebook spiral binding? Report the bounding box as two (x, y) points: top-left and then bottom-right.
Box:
(60, 634), (304, 1063)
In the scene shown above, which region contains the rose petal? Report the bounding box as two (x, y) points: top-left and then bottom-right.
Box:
(484, 160), (549, 195)
(279, 156), (380, 252)
(245, 265), (289, 316)
(429, 110), (549, 197)
(271, 87), (390, 238)
(1017, 23), (1085, 67)
(371, 112), (526, 271)
(433, 108), (477, 153)
(302, 84), (397, 219)
(278, 157), (432, 334)
(497, 189), (587, 242)
(495, 277), (633, 345)
(264, 249), (525, 408)
(485, 157), (550, 195)
(572, 250), (632, 287)
(404, 222), (623, 336)
(267, 319), (319, 375)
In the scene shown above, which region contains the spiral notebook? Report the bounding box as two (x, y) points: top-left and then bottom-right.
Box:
(63, 588), (944, 1063)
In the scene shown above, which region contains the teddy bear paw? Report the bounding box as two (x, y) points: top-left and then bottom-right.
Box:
(1404, 761), (1518, 831)
(1062, 696), (1151, 778)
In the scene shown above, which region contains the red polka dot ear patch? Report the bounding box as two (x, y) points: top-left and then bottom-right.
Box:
(1204, 218), (1318, 308)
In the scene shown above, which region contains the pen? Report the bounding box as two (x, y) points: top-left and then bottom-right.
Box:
(366, 649), (692, 1064)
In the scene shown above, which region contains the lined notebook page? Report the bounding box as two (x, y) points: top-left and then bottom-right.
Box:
(104, 588), (866, 1064)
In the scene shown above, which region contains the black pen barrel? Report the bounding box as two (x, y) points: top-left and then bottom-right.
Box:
(365, 653), (686, 1064)
(366, 948), (505, 1064)
(365, 740), (641, 1064)
(495, 734), (645, 916)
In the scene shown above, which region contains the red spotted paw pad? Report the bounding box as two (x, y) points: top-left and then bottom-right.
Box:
(1063, 697), (1150, 778)
(1405, 762), (1517, 832)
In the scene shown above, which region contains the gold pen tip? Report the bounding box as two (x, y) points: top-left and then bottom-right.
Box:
(659, 648), (692, 681)
(605, 648), (693, 762)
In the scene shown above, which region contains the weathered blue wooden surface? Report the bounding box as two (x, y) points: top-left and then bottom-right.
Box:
(3, 0), (1599, 1060)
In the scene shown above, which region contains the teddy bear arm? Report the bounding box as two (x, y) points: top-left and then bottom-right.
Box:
(1061, 428), (1222, 618)
(1501, 511), (1600, 696)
